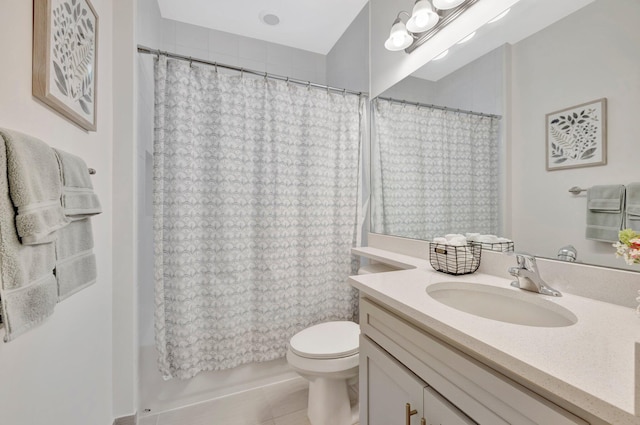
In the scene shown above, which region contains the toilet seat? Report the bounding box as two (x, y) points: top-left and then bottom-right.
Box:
(289, 321), (359, 359)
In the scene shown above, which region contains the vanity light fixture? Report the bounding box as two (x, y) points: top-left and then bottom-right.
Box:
(385, 0), (479, 53)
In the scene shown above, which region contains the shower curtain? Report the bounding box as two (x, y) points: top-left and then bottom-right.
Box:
(372, 98), (500, 240)
(153, 56), (362, 379)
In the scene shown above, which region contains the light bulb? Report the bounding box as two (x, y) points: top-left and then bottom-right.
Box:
(392, 34), (405, 47)
(432, 0), (465, 10)
(433, 49), (449, 60)
(488, 8), (510, 23)
(457, 31), (476, 44)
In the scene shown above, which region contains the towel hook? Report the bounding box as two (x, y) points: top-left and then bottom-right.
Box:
(88, 168), (96, 175)
(568, 186), (587, 195)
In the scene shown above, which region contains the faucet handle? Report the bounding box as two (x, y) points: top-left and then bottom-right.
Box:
(508, 251), (537, 270)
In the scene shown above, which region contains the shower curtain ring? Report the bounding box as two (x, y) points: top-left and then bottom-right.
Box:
(342, 88), (346, 96)
(214, 62), (218, 73)
(188, 57), (193, 67)
(307, 81), (311, 90)
(264, 71), (268, 81)
(241, 68), (244, 78)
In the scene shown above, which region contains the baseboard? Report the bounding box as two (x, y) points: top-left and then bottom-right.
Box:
(113, 413), (136, 425)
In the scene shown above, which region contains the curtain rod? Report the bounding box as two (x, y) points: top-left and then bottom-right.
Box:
(376, 96), (501, 119)
(137, 45), (367, 97)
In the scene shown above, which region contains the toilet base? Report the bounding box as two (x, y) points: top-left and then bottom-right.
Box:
(307, 376), (358, 425)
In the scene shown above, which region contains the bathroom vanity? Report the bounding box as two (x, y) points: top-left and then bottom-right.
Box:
(349, 246), (640, 425)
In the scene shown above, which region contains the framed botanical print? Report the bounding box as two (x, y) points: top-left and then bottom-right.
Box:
(33, 0), (98, 131)
(545, 98), (607, 171)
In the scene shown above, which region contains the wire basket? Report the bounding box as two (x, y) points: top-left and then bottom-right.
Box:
(429, 242), (482, 275)
(479, 241), (514, 253)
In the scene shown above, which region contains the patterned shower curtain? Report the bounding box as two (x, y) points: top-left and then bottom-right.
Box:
(372, 98), (500, 240)
(153, 57), (362, 379)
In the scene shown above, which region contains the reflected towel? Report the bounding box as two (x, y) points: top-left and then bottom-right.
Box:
(626, 183), (640, 233)
(586, 185), (625, 242)
(0, 129), (67, 244)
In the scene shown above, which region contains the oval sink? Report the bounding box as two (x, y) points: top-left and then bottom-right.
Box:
(426, 282), (577, 327)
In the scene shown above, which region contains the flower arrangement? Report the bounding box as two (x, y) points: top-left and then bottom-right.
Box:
(613, 229), (640, 265)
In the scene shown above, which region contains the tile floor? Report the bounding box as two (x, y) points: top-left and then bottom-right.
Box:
(137, 377), (358, 425)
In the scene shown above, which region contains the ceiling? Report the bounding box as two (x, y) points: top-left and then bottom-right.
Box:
(156, 0), (369, 55)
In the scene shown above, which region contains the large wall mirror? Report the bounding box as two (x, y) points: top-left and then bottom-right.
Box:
(370, 0), (640, 271)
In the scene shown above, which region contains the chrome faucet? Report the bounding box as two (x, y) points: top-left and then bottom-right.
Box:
(508, 253), (561, 297)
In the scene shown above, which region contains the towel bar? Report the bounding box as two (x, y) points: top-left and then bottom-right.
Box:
(568, 186), (587, 195)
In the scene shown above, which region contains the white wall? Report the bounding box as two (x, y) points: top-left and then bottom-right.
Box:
(112, 0), (139, 418)
(158, 19), (327, 85)
(510, 0), (640, 268)
(382, 45), (505, 115)
(326, 4), (369, 93)
(0, 1), (114, 425)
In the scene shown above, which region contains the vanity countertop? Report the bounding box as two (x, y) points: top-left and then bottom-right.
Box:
(350, 247), (640, 425)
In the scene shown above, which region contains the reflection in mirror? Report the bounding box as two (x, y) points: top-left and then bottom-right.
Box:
(371, 97), (500, 241)
(370, 0), (640, 271)
(371, 45), (507, 241)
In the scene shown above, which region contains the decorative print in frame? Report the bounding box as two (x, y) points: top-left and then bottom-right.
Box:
(546, 98), (607, 171)
(33, 0), (98, 131)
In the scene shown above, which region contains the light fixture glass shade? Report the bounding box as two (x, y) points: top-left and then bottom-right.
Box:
(432, 0), (466, 10)
(406, 0), (439, 33)
(384, 18), (413, 51)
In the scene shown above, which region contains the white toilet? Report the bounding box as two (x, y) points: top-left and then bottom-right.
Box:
(286, 321), (360, 425)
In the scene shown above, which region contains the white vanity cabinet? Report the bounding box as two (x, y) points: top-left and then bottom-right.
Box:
(359, 297), (589, 425)
(361, 335), (476, 425)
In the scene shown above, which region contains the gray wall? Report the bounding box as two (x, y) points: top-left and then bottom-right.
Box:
(326, 4), (369, 93)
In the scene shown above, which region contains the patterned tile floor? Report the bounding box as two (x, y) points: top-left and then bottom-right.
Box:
(137, 377), (358, 425)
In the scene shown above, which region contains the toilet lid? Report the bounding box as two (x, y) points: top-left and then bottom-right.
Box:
(289, 321), (360, 359)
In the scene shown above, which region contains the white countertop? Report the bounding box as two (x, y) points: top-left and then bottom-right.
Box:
(350, 247), (640, 425)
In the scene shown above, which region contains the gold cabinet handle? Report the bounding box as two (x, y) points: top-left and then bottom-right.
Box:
(406, 403), (418, 425)
(421, 418), (426, 425)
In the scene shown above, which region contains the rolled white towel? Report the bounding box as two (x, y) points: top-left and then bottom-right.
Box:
(433, 237), (448, 244)
(445, 233), (465, 241)
(477, 234), (499, 244)
(448, 237), (467, 246)
(465, 233), (481, 241)
(497, 237), (512, 243)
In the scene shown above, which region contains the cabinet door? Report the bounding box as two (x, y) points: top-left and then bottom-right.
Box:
(361, 336), (426, 425)
(423, 387), (477, 425)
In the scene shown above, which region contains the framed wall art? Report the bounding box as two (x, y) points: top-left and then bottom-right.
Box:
(546, 98), (607, 171)
(33, 0), (98, 131)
